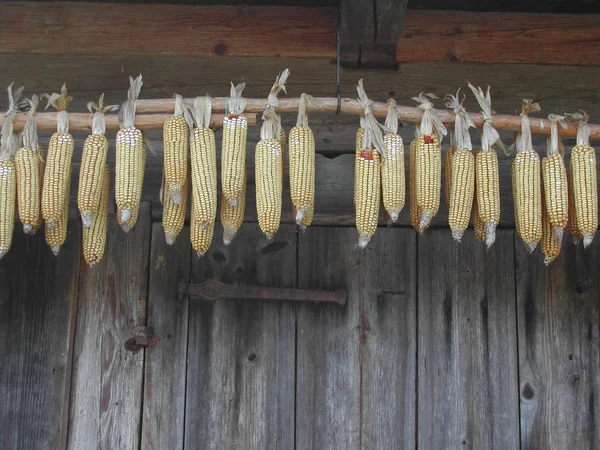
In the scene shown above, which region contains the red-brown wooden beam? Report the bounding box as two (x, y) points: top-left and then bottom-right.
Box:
(1, 2), (600, 65)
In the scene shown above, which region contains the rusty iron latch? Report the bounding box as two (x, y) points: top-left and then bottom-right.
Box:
(178, 279), (346, 305)
(124, 326), (159, 352)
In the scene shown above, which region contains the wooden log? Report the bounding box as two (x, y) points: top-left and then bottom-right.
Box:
(4, 112), (257, 132)
(0, 222), (81, 450)
(67, 203), (151, 450)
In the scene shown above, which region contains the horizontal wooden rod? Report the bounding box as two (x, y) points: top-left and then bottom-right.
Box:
(4, 113), (257, 132)
(136, 97), (600, 141)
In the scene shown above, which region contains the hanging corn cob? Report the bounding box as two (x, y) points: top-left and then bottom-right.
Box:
(472, 180), (486, 243)
(0, 84), (23, 260)
(355, 79), (388, 248)
(566, 111), (598, 248)
(468, 83), (505, 248)
(513, 100), (542, 253)
(190, 94), (216, 229)
(222, 82), (248, 207)
(542, 114), (568, 245)
(15, 94), (44, 234)
(444, 144), (456, 209)
(83, 165), (109, 266)
(409, 126), (421, 231)
(411, 93), (447, 232)
(45, 158), (71, 255)
(41, 84), (74, 232)
(289, 93), (319, 227)
(567, 169), (583, 244)
(164, 94), (190, 204)
(221, 169), (246, 245)
(78, 94), (118, 227)
(381, 98), (405, 222)
(191, 197), (214, 257)
(115, 75), (144, 231)
(255, 69), (289, 239)
(445, 91), (476, 242)
(541, 187), (561, 265)
(163, 177), (188, 245)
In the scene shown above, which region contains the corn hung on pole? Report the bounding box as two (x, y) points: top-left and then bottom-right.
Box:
(445, 90), (475, 242)
(221, 169), (246, 245)
(255, 69), (289, 239)
(567, 169), (583, 245)
(115, 75), (144, 231)
(45, 156), (71, 255)
(191, 196), (215, 258)
(412, 93), (447, 232)
(355, 79), (388, 248)
(381, 98), (405, 223)
(41, 84), (74, 232)
(83, 165), (109, 266)
(222, 82), (248, 207)
(542, 114), (568, 245)
(0, 83), (23, 259)
(163, 177), (188, 245)
(541, 186), (562, 265)
(444, 144), (456, 210)
(164, 94), (191, 205)
(289, 93), (318, 227)
(467, 83), (505, 248)
(78, 94), (118, 227)
(513, 100), (543, 253)
(15, 94), (44, 234)
(472, 173), (486, 243)
(409, 125), (421, 231)
(566, 111), (598, 248)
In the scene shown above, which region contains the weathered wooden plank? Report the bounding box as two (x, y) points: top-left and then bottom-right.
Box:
(298, 227), (417, 449)
(0, 222), (81, 450)
(67, 203), (151, 450)
(398, 10), (600, 65)
(141, 224), (191, 450)
(0, 2), (337, 58)
(417, 229), (520, 449)
(360, 228), (417, 448)
(517, 237), (600, 449)
(184, 224), (296, 449)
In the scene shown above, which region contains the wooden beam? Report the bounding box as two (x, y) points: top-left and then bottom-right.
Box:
(398, 10), (600, 65)
(0, 2), (337, 58)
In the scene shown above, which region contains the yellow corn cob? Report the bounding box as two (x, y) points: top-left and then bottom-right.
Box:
(570, 144), (598, 247)
(542, 152), (568, 244)
(567, 169), (583, 244)
(163, 178), (188, 245)
(83, 165), (109, 266)
(0, 160), (16, 259)
(190, 127), (217, 226)
(221, 169), (246, 245)
(117, 148), (146, 233)
(409, 138), (422, 231)
(415, 134), (441, 231)
(255, 138), (283, 239)
(191, 199), (214, 257)
(449, 149), (475, 242)
(444, 147), (456, 209)
(355, 147), (381, 248)
(472, 190), (486, 243)
(115, 126), (145, 228)
(41, 132), (74, 230)
(289, 125), (315, 225)
(163, 114), (189, 204)
(541, 197), (561, 265)
(513, 150), (542, 252)
(475, 150), (501, 247)
(354, 128), (365, 205)
(15, 145), (44, 234)
(45, 163), (71, 255)
(293, 203), (314, 232)
(381, 133), (405, 222)
(78, 133), (108, 226)
(221, 114), (248, 206)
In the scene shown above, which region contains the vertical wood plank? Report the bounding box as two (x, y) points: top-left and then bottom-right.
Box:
(184, 224), (296, 450)
(518, 237), (600, 449)
(67, 203), (151, 450)
(0, 222), (81, 450)
(417, 229), (520, 449)
(141, 224), (191, 450)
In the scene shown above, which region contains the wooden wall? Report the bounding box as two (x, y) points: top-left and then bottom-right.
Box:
(1, 204), (598, 449)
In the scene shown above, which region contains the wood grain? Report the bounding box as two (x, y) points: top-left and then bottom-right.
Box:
(141, 224), (191, 450)
(0, 222), (81, 450)
(185, 224), (296, 449)
(417, 229), (520, 449)
(398, 10), (600, 65)
(0, 2), (337, 58)
(517, 236), (600, 449)
(67, 203), (151, 450)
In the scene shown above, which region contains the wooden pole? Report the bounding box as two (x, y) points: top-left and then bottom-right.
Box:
(3, 113), (257, 132)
